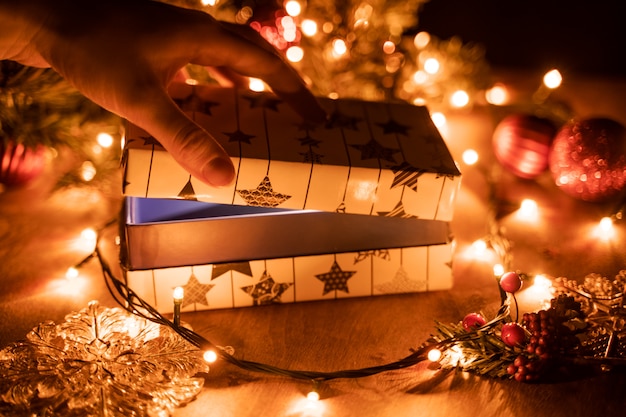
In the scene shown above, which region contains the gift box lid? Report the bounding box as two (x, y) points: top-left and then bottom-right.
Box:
(121, 196), (452, 271)
(122, 84), (461, 221)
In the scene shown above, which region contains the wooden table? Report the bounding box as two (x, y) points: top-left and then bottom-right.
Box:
(2, 70), (626, 416)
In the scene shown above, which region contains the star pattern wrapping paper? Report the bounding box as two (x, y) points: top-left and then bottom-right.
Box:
(122, 84), (460, 221)
(124, 243), (453, 313)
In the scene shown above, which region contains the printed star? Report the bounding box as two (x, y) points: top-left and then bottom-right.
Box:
(211, 261), (253, 280)
(296, 133), (322, 147)
(241, 271), (293, 305)
(180, 273), (215, 308)
(141, 135), (163, 148)
(377, 118), (410, 135)
(377, 200), (417, 219)
(178, 177), (198, 200)
(391, 162), (426, 191)
(237, 176), (291, 207)
(223, 129), (256, 144)
(174, 94), (219, 114)
(243, 94), (282, 112)
(350, 139), (398, 163)
(315, 261), (356, 295)
(326, 110), (361, 130)
(375, 266), (427, 294)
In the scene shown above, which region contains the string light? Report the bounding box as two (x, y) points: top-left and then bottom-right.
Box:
(96, 132), (114, 148)
(427, 348), (442, 362)
(173, 286), (184, 327)
(593, 216), (616, 240)
(284, 0), (302, 16)
(203, 350), (218, 363)
(80, 160), (97, 182)
(331, 38), (347, 58)
(543, 69), (563, 89)
(493, 263), (505, 277)
(423, 57), (440, 74)
(248, 78), (266, 92)
(462, 149), (479, 165)
(450, 90), (470, 108)
(516, 199), (538, 221)
(306, 390), (320, 402)
(430, 112), (446, 129)
(286, 46), (304, 63)
(65, 266), (80, 280)
(485, 83), (509, 105)
(300, 19), (318, 37)
(413, 31), (431, 49)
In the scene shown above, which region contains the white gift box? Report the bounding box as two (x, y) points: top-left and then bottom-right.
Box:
(120, 85), (460, 312)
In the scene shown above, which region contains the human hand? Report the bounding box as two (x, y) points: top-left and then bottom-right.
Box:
(0, 0), (325, 186)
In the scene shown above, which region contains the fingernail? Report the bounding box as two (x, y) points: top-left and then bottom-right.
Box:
(202, 157), (235, 187)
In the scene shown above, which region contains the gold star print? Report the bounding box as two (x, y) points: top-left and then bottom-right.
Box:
(375, 267), (427, 294)
(237, 176), (291, 207)
(350, 139), (399, 163)
(377, 200), (417, 219)
(224, 129), (256, 144)
(211, 261), (253, 280)
(241, 271), (293, 305)
(315, 261), (357, 296)
(377, 118), (410, 135)
(390, 162), (425, 191)
(180, 273), (214, 308)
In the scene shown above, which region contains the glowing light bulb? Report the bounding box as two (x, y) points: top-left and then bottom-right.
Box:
(79, 228), (98, 252)
(286, 46), (304, 62)
(382, 40), (395, 54)
(430, 112), (446, 129)
(423, 57), (440, 74)
(248, 78), (265, 92)
(66, 267), (80, 280)
(201, 0), (217, 5)
(593, 216), (615, 240)
(173, 286), (184, 302)
(80, 161), (97, 182)
(427, 348), (442, 362)
(462, 149), (479, 165)
(300, 19), (318, 37)
(485, 84), (509, 105)
(284, 0), (301, 16)
(412, 70), (428, 85)
(517, 199), (538, 221)
(543, 69), (562, 89)
(493, 263), (505, 277)
(185, 78), (199, 86)
(450, 90), (470, 108)
(306, 391), (320, 402)
(413, 31), (431, 49)
(203, 349), (218, 363)
(332, 38), (347, 57)
(96, 132), (114, 148)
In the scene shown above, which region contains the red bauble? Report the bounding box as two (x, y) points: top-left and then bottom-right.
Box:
(0, 141), (46, 187)
(493, 114), (556, 179)
(549, 118), (626, 202)
(501, 322), (526, 347)
(462, 313), (487, 331)
(499, 271), (523, 294)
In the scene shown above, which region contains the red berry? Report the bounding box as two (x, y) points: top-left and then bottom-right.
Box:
(462, 313), (487, 331)
(500, 272), (523, 293)
(513, 356), (527, 367)
(507, 364), (517, 375)
(501, 322), (526, 347)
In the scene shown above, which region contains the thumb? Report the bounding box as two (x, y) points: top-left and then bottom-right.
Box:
(131, 88), (235, 187)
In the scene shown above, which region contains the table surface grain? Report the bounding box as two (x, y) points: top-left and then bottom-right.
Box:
(2, 70), (626, 416)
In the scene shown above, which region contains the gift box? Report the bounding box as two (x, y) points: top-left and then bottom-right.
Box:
(122, 84), (461, 221)
(120, 84), (460, 312)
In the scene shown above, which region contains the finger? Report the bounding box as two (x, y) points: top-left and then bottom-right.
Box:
(191, 22), (327, 124)
(127, 85), (236, 187)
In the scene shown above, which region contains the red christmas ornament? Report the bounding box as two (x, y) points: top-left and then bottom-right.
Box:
(0, 141), (46, 187)
(462, 313), (487, 331)
(492, 114), (556, 179)
(549, 118), (626, 202)
(499, 271), (523, 294)
(501, 322), (526, 347)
